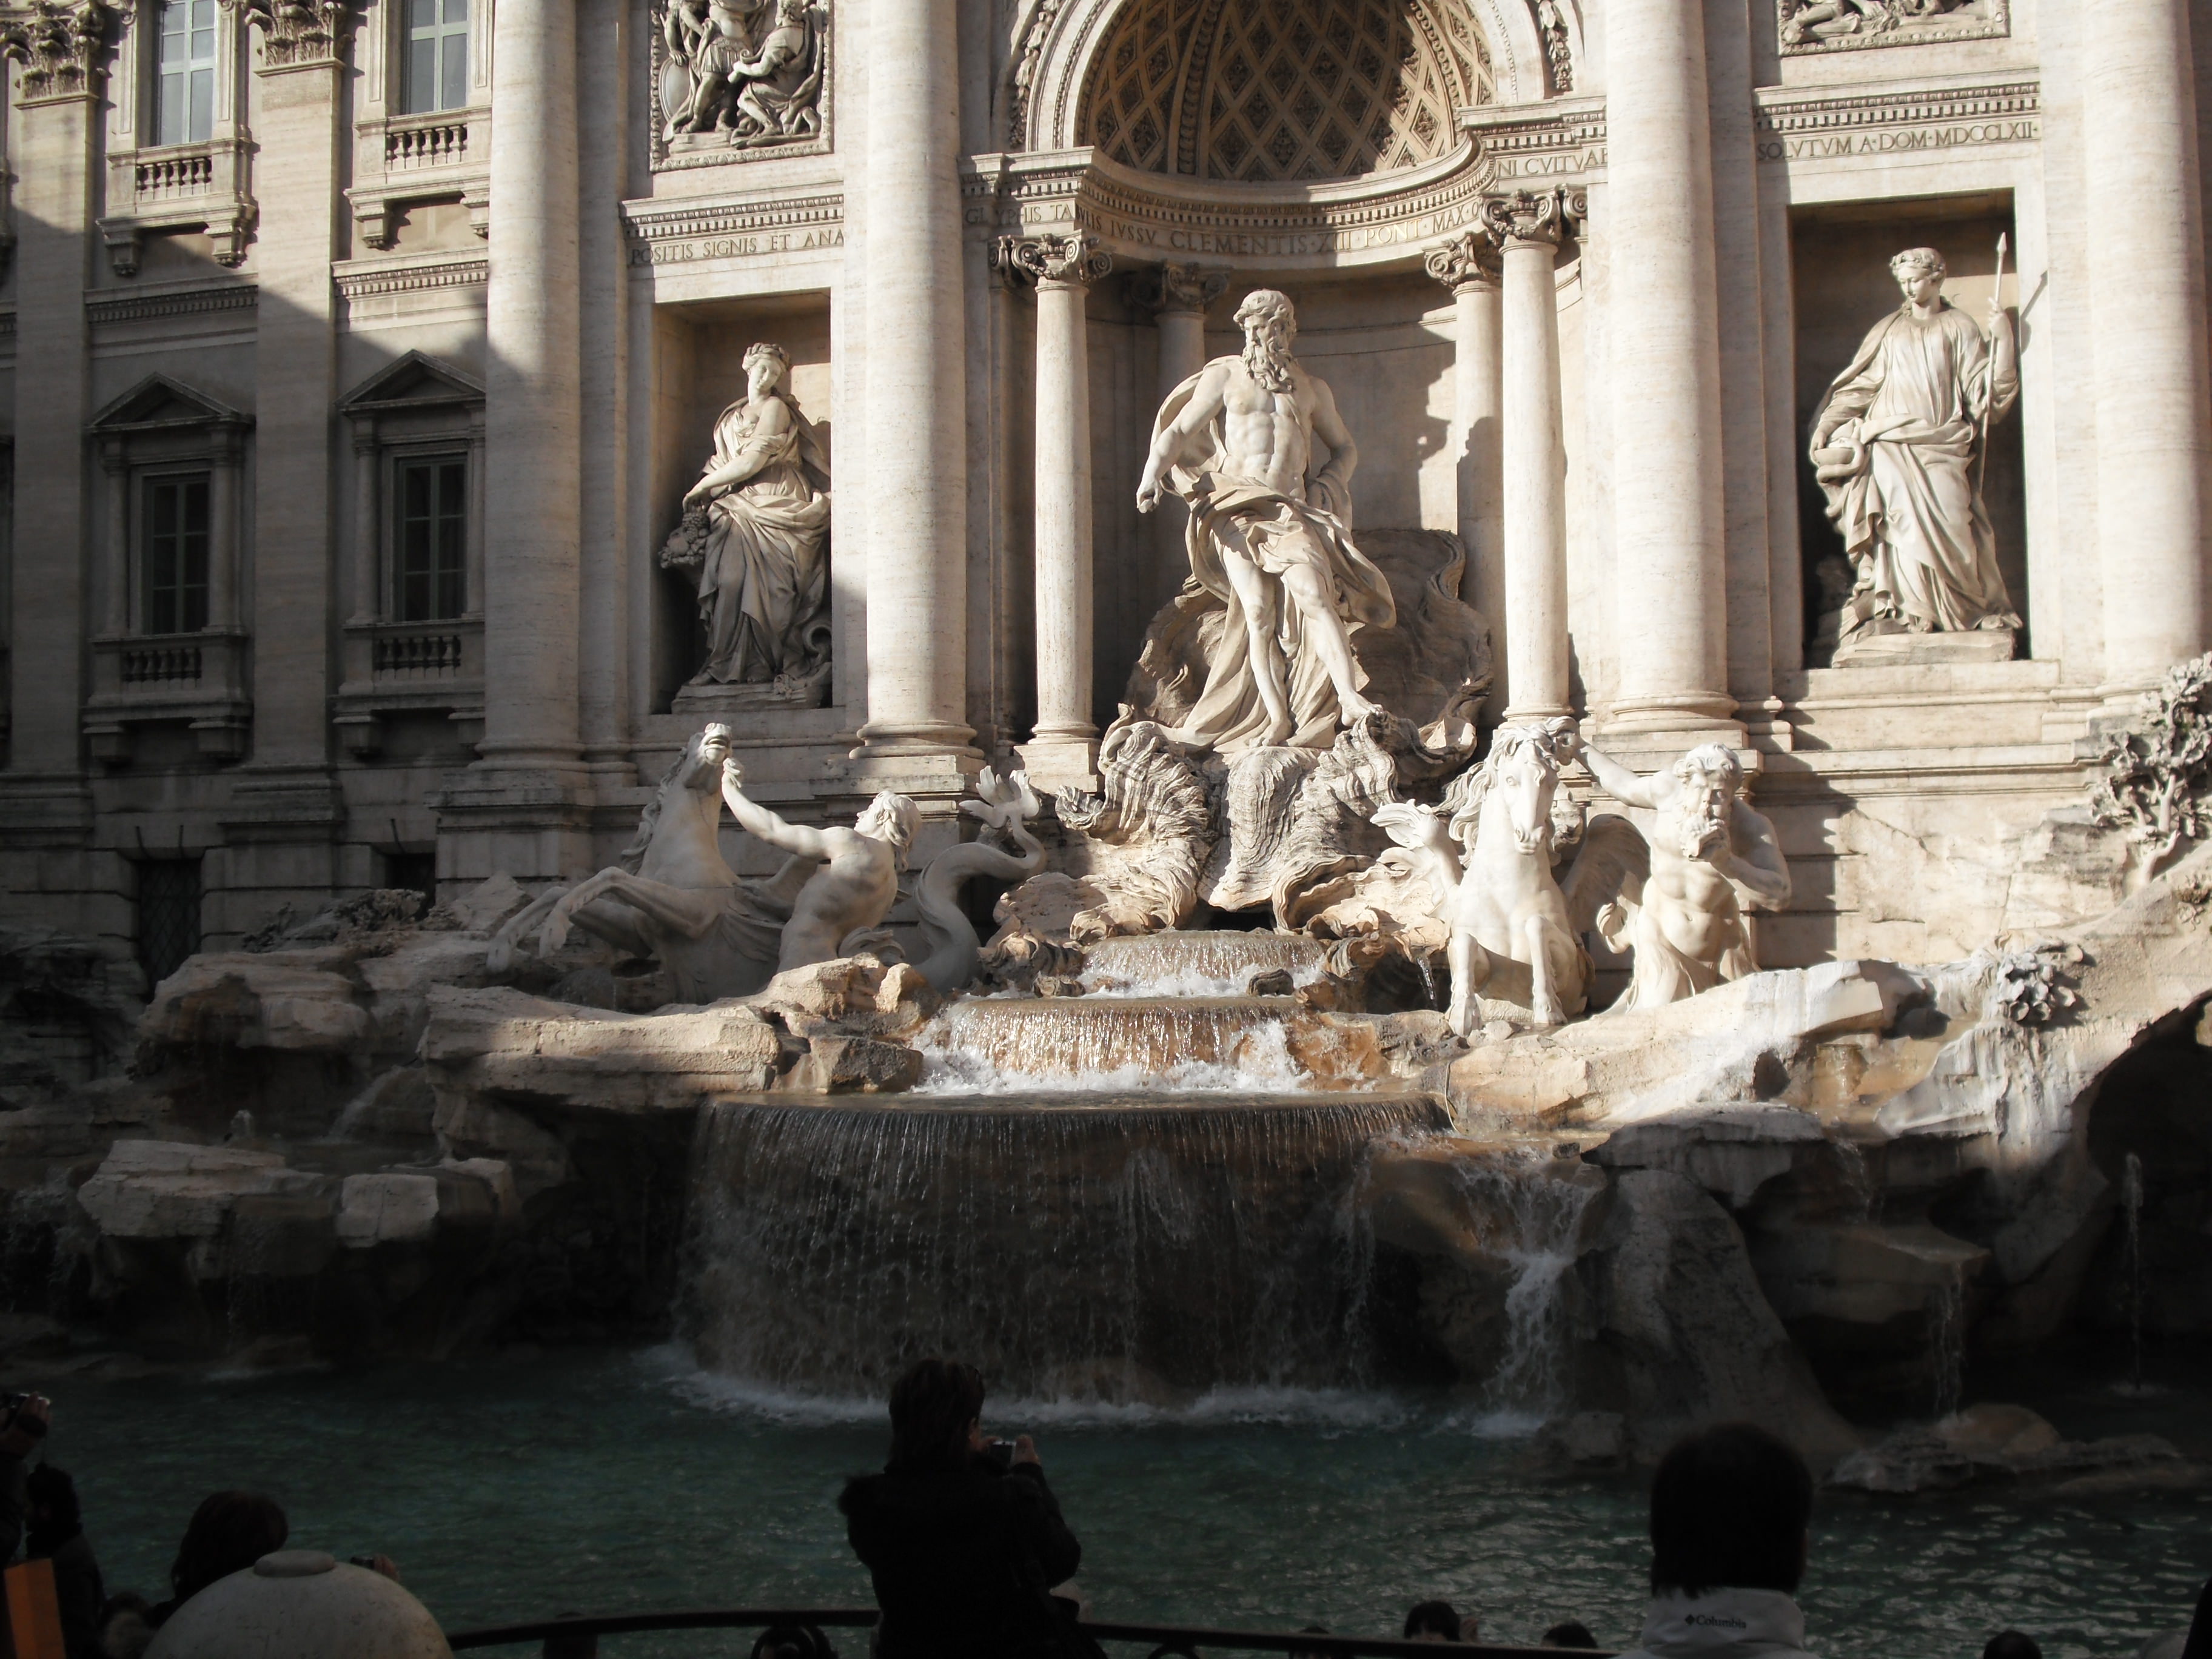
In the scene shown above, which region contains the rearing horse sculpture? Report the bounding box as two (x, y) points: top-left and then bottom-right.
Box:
(1375, 718), (1642, 1033)
(488, 723), (803, 1000)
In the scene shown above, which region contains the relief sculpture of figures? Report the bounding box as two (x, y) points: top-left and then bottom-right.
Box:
(1134, 289), (1397, 754)
(1579, 742), (1792, 1013)
(660, 341), (833, 702)
(1809, 246), (2019, 654)
(659, 0), (823, 149)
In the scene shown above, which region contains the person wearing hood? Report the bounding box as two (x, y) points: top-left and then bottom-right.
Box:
(839, 1358), (1084, 1659)
(1614, 1423), (1820, 1659)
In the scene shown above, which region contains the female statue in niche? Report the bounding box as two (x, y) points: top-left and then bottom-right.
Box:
(663, 341), (833, 689)
(1808, 245), (2019, 651)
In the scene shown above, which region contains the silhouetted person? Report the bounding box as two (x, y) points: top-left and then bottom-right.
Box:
(0, 1392), (52, 1564)
(25, 1465), (102, 1659)
(840, 1359), (1082, 1659)
(1983, 1633), (2042, 1659)
(147, 1490), (288, 1627)
(1289, 1624), (1334, 1659)
(1612, 1423), (1820, 1659)
(1545, 1621), (1599, 1648)
(1405, 1601), (1464, 1643)
(2182, 1581), (2211, 1659)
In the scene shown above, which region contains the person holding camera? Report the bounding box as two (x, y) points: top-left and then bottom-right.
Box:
(839, 1359), (1083, 1659)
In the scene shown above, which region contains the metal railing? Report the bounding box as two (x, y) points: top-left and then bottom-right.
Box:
(444, 1606), (1607, 1659)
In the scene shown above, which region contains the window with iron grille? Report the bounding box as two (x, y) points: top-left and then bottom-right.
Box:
(395, 455), (468, 621)
(401, 0), (469, 113)
(154, 0), (217, 146)
(137, 857), (203, 987)
(142, 473), (211, 635)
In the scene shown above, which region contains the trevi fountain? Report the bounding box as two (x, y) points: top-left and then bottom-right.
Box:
(1, 0), (2210, 1649)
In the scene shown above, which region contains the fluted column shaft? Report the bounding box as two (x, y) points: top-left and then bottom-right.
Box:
(1005, 234), (1110, 789)
(480, 0), (582, 766)
(1489, 193), (1572, 720)
(856, 0), (971, 754)
(1603, 0), (1734, 737)
(2085, 0), (2210, 692)
(1426, 233), (1505, 708)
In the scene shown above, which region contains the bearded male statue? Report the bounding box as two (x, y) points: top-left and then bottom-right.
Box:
(1134, 289), (1396, 754)
(1580, 742), (1792, 1013)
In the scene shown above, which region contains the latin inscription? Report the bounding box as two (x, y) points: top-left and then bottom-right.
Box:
(1757, 119), (2037, 163)
(629, 226), (845, 266)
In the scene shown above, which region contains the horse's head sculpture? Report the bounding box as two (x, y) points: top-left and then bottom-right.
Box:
(1449, 717), (1578, 857)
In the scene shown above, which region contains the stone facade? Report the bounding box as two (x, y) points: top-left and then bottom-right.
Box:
(2, 0), (2208, 986)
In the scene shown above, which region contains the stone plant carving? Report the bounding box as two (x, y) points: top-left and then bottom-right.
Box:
(660, 341), (832, 705)
(1808, 245), (2019, 654)
(226, 0), (350, 64)
(1134, 288), (1396, 752)
(657, 0), (825, 153)
(2090, 651), (2212, 877)
(1579, 742), (1792, 1013)
(908, 769), (1046, 994)
(0, 0), (125, 96)
(488, 724), (810, 1002)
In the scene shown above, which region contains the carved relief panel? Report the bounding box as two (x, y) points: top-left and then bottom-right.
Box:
(1777, 0), (2007, 55)
(649, 0), (830, 169)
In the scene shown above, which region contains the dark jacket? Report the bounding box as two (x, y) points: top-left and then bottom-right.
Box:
(840, 1453), (1082, 1659)
(29, 1531), (103, 1659)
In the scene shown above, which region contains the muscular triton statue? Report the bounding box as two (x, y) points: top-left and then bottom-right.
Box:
(1579, 743), (1792, 1013)
(720, 758), (917, 971)
(1135, 289), (1396, 754)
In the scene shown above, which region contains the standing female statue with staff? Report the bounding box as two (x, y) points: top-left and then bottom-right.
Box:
(1809, 244), (2019, 649)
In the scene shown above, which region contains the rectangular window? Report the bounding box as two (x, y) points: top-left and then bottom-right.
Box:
(154, 0), (217, 146)
(402, 0), (470, 113)
(142, 473), (211, 636)
(137, 857), (203, 988)
(395, 455), (468, 621)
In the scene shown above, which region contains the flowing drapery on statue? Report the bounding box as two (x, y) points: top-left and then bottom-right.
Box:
(664, 341), (833, 686)
(1135, 290), (1396, 754)
(1809, 246), (2019, 647)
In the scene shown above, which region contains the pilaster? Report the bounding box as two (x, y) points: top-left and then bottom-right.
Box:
(1424, 230), (1504, 714)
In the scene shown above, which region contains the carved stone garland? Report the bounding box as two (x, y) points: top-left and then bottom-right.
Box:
(224, 0), (349, 65)
(1, 0), (127, 98)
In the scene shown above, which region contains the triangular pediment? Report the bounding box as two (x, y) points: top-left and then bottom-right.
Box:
(89, 374), (249, 433)
(339, 350), (485, 413)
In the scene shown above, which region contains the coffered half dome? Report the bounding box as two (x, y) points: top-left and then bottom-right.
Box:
(1078, 0), (1492, 183)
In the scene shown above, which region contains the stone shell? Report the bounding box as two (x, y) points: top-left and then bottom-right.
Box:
(145, 1552), (452, 1659)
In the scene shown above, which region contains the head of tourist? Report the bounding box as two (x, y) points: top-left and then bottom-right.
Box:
(1647, 1423), (1813, 1598)
(1983, 1633), (2042, 1659)
(1543, 1621), (1598, 1649)
(886, 1358), (988, 1473)
(1287, 1623), (1333, 1659)
(1404, 1600), (1463, 1642)
(169, 1490), (290, 1606)
(25, 1462), (81, 1553)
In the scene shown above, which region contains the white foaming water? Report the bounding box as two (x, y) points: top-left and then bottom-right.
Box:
(1078, 962), (1327, 1001)
(911, 1017), (1315, 1095)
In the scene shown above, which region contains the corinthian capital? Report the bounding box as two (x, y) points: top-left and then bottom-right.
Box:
(995, 232), (1113, 290)
(1478, 188), (1576, 252)
(223, 0), (351, 68)
(1, 0), (129, 100)
(1424, 229), (1501, 293)
(1130, 261), (1228, 317)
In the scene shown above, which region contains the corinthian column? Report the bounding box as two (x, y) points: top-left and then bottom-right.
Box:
(478, 0), (582, 771)
(1601, 0), (1735, 740)
(2083, 0), (2211, 696)
(854, 0), (972, 759)
(1425, 229), (1504, 708)
(1001, 232), (1112, 791)
(1484, 196), (1575, 720)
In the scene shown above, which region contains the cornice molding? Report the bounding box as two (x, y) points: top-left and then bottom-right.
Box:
(1753, 75), (2039, 160)
(332, 252), (487, 300)
(85, 280), (258, 327)
(622, 189), (846, 266)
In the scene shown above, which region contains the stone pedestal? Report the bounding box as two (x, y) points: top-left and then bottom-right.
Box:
(1003, 233), (1112, 794)
(1834, 628), (2017, 669)
(2083, 0), (2212, 702)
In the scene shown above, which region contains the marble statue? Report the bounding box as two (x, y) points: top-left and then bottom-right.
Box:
(662, 341), (832, 694)
(1580, 742), (1792, 1013)
(908, 769), (1047, 993)
(487, 723), (811, 1001)
(720, 757), (915, 972)
(660, 0), (823, 146)
(1809, 246), (2019, 651)
(1134, 289), (1396, 753)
